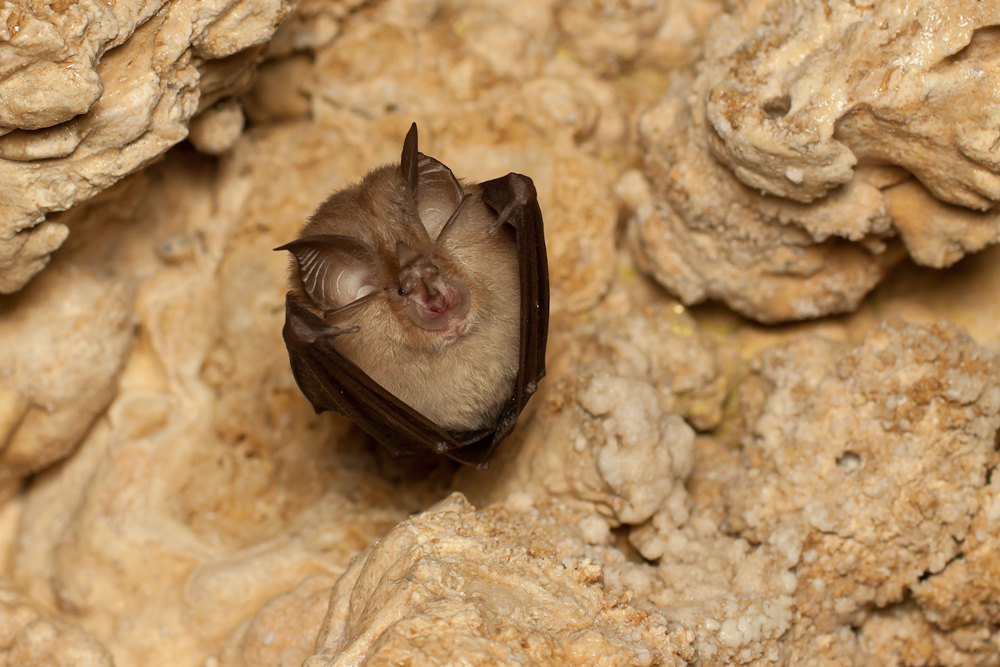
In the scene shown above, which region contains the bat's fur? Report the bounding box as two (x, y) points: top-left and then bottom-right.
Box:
(287, 163), (520, 431)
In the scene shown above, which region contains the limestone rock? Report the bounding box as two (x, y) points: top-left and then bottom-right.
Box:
(0, 261), (132, 501)
(305, 493), (696, 667)
(630, 509), (799, 666)
(188, 100), (246, 156)
(884, 179), (1000, 268)
(218, 574), (339, 667)
(704, 0), (1000, 209)
(715, 319), (1000, 663)
(629, 0), (1000, 322)
(457, 301), (725, 522)
(0, 581), (112, 667)
(630, 77), (903, 323)
(0, 0), (297, 294)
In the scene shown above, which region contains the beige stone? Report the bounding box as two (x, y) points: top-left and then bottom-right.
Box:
(0, 581), (112, 667)
(188, 100), (246, 156)
(553, 0), (725, 74)
(630, 0), (1000, 323)
(0, 261), (131, 500)
(0, 0), (297, 294)
(2, 0), (1000, 665)
(632, 510), (799, 666)
(218, 573), (339, 667)
(630, 79), (904, 323)
(884, 179), (1000, 268)
(456, 300), (725, 519)
(714, 319), (1000, 662)
(704, 0), (1000, 208)
(305, 493), (696, 667)
(265, 0), (368, 58)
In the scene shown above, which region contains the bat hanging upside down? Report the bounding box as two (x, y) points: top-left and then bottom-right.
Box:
(276, 124), (549, 469)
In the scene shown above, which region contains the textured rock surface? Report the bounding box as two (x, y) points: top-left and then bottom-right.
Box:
(305, 493), (695, 667)
(703, 319), (1000, 664)
(0, 261), (131, 501)
(1, 0), (1000, 666)
(0, 582), (112, 667)
(629, 0), (1000, 323)
(629, 78), (904, 323)
(0, 0), (298, 294)
(218, 573), (339, 667)
(629, 504), (799, 666)
(457, 298), (725, 522)
(704, 0), (1000, 208)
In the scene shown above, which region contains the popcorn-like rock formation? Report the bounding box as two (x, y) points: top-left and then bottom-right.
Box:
(629, 0), (1000, 322)
(457, 300), (725, 522)
(629, 503), (800, 666)
(0, 0), (299, 294)
(727, 319), (999, 619)
(305, 493), (695, 667)
(705, 319), (1000, 663)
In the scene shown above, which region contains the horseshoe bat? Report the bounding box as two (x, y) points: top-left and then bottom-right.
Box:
(276, 123), (549, 469)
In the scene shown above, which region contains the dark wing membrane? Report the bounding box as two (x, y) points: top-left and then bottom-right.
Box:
(446, 172), (549, 468)
(283, 294), (463, 457)
(442, 433), (500, 468)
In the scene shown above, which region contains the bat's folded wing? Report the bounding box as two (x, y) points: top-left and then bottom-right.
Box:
(283, 295), (463, 457)
(454, 172), (549, 466)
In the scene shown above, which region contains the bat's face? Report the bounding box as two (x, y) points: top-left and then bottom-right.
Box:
(395, 241), (471, 338)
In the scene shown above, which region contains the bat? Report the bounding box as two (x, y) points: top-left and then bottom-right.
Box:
(276, 123), (549, 469)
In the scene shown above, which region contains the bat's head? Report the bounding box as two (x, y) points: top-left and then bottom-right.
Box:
(276, 124), (511, 350)
(276, 123), (527, 434)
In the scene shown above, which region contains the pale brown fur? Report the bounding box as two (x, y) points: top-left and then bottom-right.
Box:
(289, 164), (520, 430)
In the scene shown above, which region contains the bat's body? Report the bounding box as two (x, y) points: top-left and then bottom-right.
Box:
(278, 124), (548, 468)
(288, 160), (520, 430)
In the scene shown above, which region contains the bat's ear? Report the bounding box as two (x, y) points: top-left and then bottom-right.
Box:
(415, 154), (465, 241)
(275, 235), (384, 311)
(401, 122), (419, 198)
(400, 123), (466, 242)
